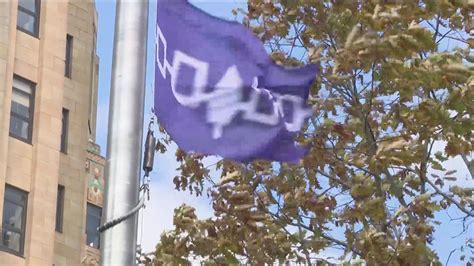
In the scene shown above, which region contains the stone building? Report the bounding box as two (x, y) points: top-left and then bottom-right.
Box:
(0, 0), (104, 265)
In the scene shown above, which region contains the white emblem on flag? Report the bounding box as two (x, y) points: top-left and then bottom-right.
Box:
(156, 24), (311, 139)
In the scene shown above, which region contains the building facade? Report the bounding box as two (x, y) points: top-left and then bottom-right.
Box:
(0, 0), (104, 265)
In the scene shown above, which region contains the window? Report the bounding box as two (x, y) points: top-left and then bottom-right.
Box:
(55, 185), (65, 233)
(1, 185), (28, 256)
(9, 76), (35, 143)
(60, 109), (69, 153)
(86, 203), (101, 249)
(17, 0), (40, 37)
(65, 35), (73, 78)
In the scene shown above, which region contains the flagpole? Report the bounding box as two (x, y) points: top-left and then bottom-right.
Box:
(100, 0), (149, 265)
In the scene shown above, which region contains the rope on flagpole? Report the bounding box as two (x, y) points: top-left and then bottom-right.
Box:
(98, 118), (156, 233)
(97, 183), (149, 233)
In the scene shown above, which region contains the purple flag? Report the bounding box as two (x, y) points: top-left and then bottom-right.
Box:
(154, 0), (317, 163)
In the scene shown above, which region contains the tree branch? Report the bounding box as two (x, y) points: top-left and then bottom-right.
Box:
(290, 220), (362, 257)
(425, 178), (474, 217)
(445, 247), (459, 266)
(461, 153), (473, 178)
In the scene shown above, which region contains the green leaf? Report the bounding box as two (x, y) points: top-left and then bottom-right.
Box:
(431, 161), (445, 171)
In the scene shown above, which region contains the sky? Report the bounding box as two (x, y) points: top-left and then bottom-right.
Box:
(94, 1), (472, 264)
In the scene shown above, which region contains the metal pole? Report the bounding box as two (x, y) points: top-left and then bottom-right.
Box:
(100, 1), (148, 265)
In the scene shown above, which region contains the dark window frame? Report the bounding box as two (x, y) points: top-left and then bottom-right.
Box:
(0, 184), (28, 257)
(16, 0), (41, 38)
(65, 34), (73, 78)
(60, 108), (69, 153)
(9, 75), (36, 144)
(85, 203), (101, 249)
(55, 185), (65, 233)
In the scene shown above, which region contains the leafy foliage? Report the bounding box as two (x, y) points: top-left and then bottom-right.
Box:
(151, 1), (473, 265)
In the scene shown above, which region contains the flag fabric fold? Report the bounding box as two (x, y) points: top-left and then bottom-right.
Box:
(154, 0), (318, 163)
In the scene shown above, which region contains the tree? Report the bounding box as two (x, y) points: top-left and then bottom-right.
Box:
(151, 1), (473, 265)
